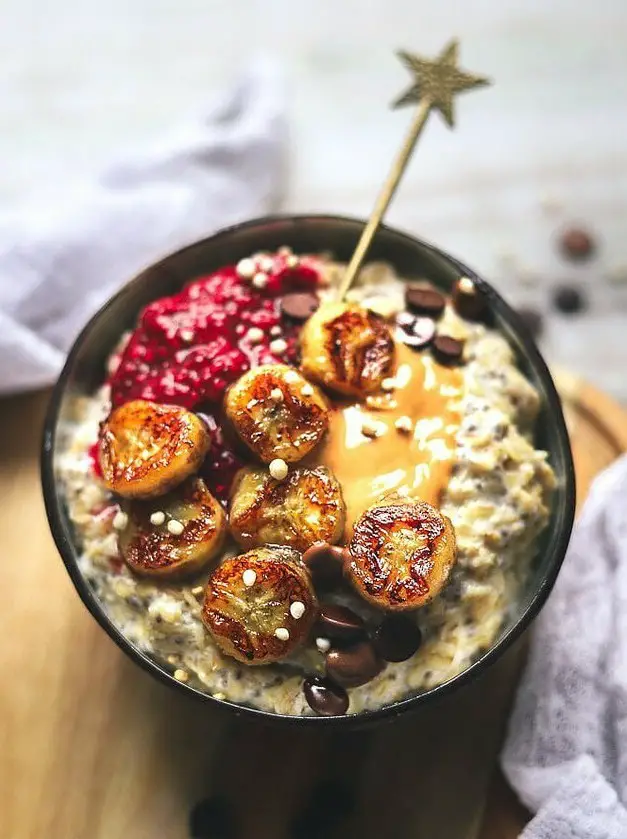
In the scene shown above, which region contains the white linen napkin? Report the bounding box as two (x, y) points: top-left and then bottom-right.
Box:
(502, 454), (627, 838)
(0, 58), (286, 395)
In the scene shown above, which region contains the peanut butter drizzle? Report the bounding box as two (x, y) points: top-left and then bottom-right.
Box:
(313, 343), (464, 533)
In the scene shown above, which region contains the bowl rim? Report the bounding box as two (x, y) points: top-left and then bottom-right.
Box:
(41, 212), (576, 728)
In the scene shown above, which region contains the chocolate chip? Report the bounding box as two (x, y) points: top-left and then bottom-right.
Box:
(317, 603), (367, 642)
(326, 640), (384, 688)
(452, 276), (488, 321)
(433, 335), (465, 364)
(302, 542), (346, 590)
(281, 292), (319, 322)
(559, 227), (595, 262)
(395, 315), (436, 349)
(189, 796), (235, 839)
(303, 675), (349, 716)
(552, 285), (586, 315)
(374, 615), (422, 662)
(516, 306), (543, 338)
(405, 285), (446, 318)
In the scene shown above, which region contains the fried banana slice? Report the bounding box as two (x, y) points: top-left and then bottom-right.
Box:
(98, 399), (210, 498)
(119, 477), (226, 579)
(223, 364), (328, 463)
(347, 499), (457, 611)
(202, 546), (318, 664)
(229, 465), (346, 552)
(300, 302), (396, 397)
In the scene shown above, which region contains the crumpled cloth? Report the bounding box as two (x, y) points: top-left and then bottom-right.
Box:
(0, 58), (285, 395)
(502, 454), (627, 838)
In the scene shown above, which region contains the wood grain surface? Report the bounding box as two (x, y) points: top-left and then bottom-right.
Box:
(1, 377), (625, 839)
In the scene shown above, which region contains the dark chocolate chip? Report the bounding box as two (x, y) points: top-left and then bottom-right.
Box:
(552, 285), (586, 315)
(303, 675), (349, 716)
(326, 640), (384, 688)
(317, 603), (367, 642)
(302, 542), (346, 590)
(189, 796), (235, 839)
(405, 285), (446, 318)
(452, 277), (488, 321)
(433, 334), (465, 364)
(516, 306), (543, 338)
(374, 615), (423, 662)
(395, 315), (436, 349)
(281, 292), (319, 322)
(559, 227), (595, 262)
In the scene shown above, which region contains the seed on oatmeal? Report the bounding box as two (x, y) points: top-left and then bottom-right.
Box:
(246, 327), (264, 344)
(316, 637), (331, 653)
(360, 418), (381, 439)
(381, 377), (396, 392)
(290, 601), (306, 619)
(242, 569), (257, 587)
(150, 510), (166, 526)
(253, 272), (268, 289)
(167, 519), (185, 536)
(167, 655), (179, 665)
(270, 325), (283, 336)
(269, 458), (289, 480)
(236, 257), (257, 279)
(275, 627), (290, 641)
(301, 383), (314, 397)
(212, 692), (226, 701)
(112, 510), (128, 531)
(286, 254), (299, 268)
(173, 669), (189, 682)
(394, 415), (414, 433)
(269, 387), (284, 404)
(191, 585), (204, 598)
(270, 338), (288, 354)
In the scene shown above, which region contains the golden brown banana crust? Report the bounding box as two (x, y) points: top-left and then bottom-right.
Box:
(202, 546), (319, 664)
(300, 302), (396, 397)
(119, 477), (226, 579)
(229, 465), (346, 551)
(347, 500), (457, 611)
(224, 364), (329, 463)
(98, 399), (210, 498)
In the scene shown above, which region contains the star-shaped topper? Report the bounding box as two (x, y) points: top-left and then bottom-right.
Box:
(393, 39), (490, 126)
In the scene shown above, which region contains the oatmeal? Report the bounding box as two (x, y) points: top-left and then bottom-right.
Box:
(56, 250), (555, 716)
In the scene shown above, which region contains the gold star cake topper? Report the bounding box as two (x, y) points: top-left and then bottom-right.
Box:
(338, 39), (491, 300)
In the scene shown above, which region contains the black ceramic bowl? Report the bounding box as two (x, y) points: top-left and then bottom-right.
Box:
(41, 214), (575, 727)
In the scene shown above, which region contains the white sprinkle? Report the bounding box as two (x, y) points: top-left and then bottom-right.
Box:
(252, 272), (268, 289)
(458, 276), (475, 295)
(242, 569), (257, 587)
(381, 377), (396, 392)
(269, 458), (289, 481)
(167, 519), (185, 536)
(180, 329), (194, 343)
(286, 255), (299, 269)
(236, 258), (257, 279)
(316, 637), (331, 653)
(301, 383), (314, 397)
(212, 692), (226, 701)
(270, 338), (288, 354)
(275, 627), (290, 641)
(361, 418), (381, 438)
(284, 370), (300, 384)
(173, 669), (189, 683)
(290, 601), (306, 619)
(270, 387), (284, 403)
(150, 510), (166, 526)
(260, 256), (275, 273)
(395, 415), (414, 433)
(246, 327), (264, 344)
(270, 325), (282, 336)
(112, 510), (128, 531)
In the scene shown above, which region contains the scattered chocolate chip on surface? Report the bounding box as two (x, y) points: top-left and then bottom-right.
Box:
(516, 306), (544, 338)
(303, 675), (349, 716)
(559, 227), (595, 262)
(316, 603), (367, 642)
(552, 285), (587, 315)
(452, 276), (488, 321)
(374, 615), (423, 662)
(395, 314), (436, 349)
(326, 639), (384, 688)
(405, 285), (446, 318)
(433, 335), (465, 365)
(302, 542), (346, 590)
(281, 292), (319, 322)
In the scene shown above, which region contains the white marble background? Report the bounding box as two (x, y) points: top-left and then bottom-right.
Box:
(1, 0), (627, 398)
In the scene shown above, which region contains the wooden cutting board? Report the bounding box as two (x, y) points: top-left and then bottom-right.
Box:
(2, 373), (626, 839)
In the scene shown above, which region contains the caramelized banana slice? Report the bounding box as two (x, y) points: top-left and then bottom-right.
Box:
(300, 302), (396, 397)
(224, 364), (329, 463)
(98, 400), (210, 498)
(202, 546), (318, 664)
(347, 499), (457, 611)
(229, 465), (345, 552)
(119, 477), (226, 579)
